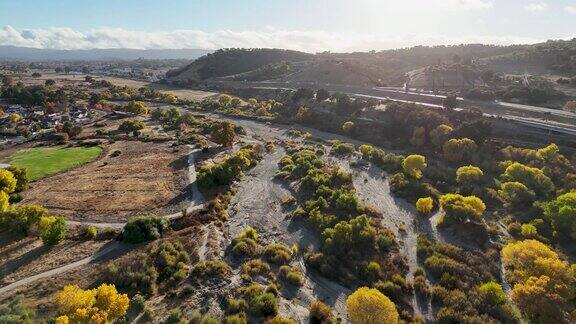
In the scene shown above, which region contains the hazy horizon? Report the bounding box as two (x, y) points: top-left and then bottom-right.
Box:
(1, 0), (576, 52)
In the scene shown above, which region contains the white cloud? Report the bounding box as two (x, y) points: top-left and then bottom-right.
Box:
(565, 5), (576, 13)
(524, 2), (548, 12)
(434, 0), (493, 11)
(0, 25), (551, 53)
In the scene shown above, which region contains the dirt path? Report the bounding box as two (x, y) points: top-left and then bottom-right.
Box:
(0, 241), (122, 295)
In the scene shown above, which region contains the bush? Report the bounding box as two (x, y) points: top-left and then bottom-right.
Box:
(227, 298), (248, 315)
(191, 260), (231, 280)
(85, 225), (98, 239)
(122, 216), (169, 243)
(278, 265), (304, 286)
(330, 141), (355, 155)
(416, 197), (434, 215)
(232, 227), (261, 257)
(479, 281), (507, 306)
(252, 292), (278, 317)
(38, 215), (67, 245)
(241, 259), (270, 277)
(308, 300), (336, 324)
(263, 243), (295, 265)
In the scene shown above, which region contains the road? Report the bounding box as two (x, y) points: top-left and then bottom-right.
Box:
(207, 80), (576, 136)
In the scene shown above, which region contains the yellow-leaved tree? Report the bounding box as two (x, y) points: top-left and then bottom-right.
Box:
(402, 155), (427, 180)
(501, 240), (575, 322)
(54, 283), (129, 324)
(416, 197), (434, 215)
(346, 287), (399, 324)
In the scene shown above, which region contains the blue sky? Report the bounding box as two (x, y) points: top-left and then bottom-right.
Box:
(1, 0), (575, 51)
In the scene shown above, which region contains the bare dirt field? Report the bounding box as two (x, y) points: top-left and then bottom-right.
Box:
(21, 140), (189, 222)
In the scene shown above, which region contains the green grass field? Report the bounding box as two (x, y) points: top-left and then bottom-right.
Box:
(5, 146), (102, 181)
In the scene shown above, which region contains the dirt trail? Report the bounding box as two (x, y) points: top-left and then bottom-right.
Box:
(0, 241), (123, 295)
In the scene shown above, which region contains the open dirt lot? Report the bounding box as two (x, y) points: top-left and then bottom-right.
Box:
(21, 140), (189, 222)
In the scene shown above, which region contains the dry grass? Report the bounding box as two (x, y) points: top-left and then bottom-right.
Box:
(21, 141), (189, 222)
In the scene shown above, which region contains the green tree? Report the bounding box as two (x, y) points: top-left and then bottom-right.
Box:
(498, 182), (536, 210)
(543, 192), (576, 241)
(38, 215), (67, 245)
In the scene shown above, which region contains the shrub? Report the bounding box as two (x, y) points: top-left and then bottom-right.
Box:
(241, 259), (270, 277)
(191, 260), (231, 280)
(330, 141), (355, 155)
(252, 292), (278, 317)
(265, 316), (296, 324)
(232, 227), (261, 257)
(402, 155), (427, 179)
(346, 287), (399, 324)
(479, 281), (507, 306)
(413, 274), (430, 297)
(122, 216), (169, 243)
(416, 197), (434, 215)
(38, 215), (67, 245)
(226, 298), (248, 315)
(149, 240), (190, 282)
(278, 265), (304, 286)
(263, 243), (295, 265)
(520, 223), (537, 238)
(198, 146), (261, 188)
(308, 300), (336, 324)
(85, 225), (98, 239)
(439, 193), (486, 224)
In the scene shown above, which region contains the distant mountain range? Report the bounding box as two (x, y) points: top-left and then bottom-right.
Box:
(0, 46), (213, 61)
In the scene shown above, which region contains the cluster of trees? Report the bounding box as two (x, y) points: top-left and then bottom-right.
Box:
(106, 239), (190, 297)
(53, 284), (129, 324)
(0, 82), (69, 107)
(502, 239), (575, 322)
(151, 107), (197, 130)
(1, 168), (66, 245)
(277, 147), (401, 286)
(198, 145), (262, 188)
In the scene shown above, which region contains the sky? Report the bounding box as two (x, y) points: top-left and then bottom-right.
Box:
(0, 0), (575, 52)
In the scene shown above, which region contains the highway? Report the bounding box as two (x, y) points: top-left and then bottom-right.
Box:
(207, 80), (576, 136)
